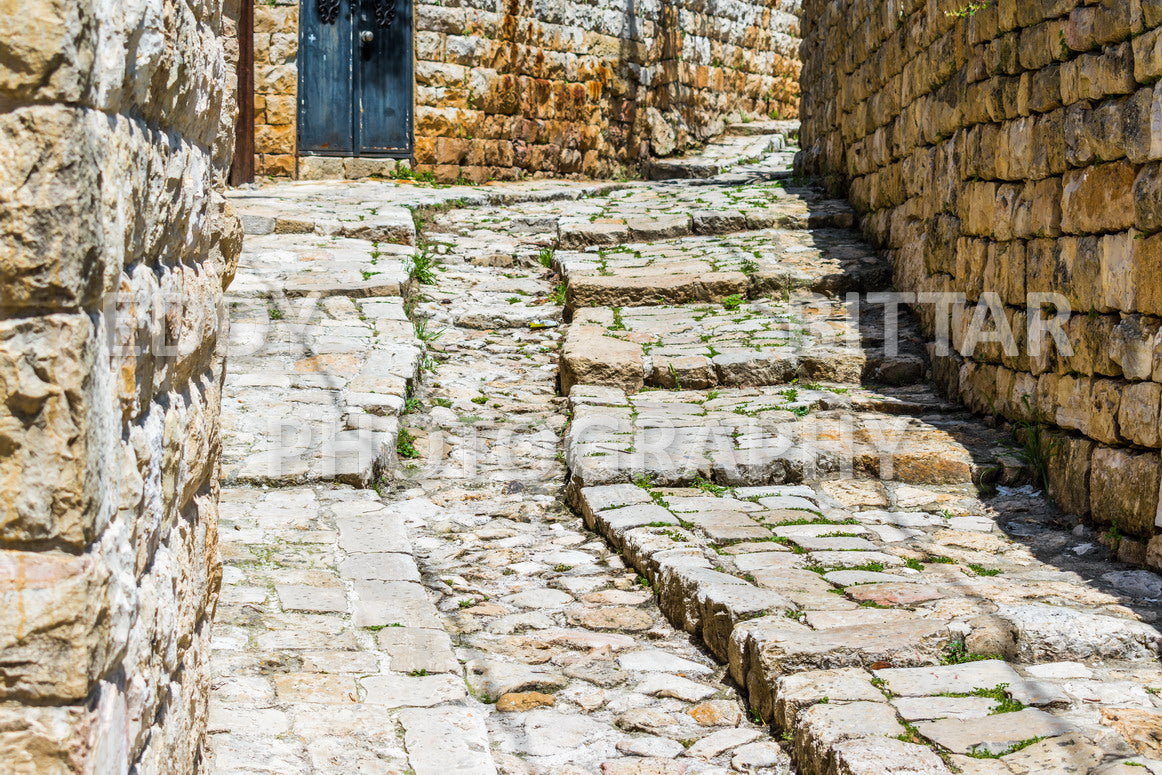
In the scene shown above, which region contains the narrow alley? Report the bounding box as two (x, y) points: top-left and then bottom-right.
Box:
(207, 129), (1162, 775)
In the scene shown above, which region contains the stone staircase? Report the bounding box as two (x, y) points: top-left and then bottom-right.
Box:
(549, 155), (1162, 772)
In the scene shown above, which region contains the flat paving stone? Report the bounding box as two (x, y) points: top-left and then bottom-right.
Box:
(915, 708), (1078, 756)
(874, 661), (1023, 697)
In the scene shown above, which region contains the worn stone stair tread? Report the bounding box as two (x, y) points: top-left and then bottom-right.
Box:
(561, 296), (928, 393)
(565, 385), (997, 489)
(643, 129), (794, 181)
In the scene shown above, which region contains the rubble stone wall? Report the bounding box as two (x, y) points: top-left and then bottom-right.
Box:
(800, 0), (1162, 567)
(0, 0), (240, 771)
(252, 0), (801, 179)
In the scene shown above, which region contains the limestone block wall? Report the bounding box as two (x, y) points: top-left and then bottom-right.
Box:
(251, 0), (801, 179)
(0, 0), (240, 772)
(800, 0), (1162, 567)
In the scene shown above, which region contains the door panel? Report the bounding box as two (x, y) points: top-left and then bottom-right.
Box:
(298, 0), (355, 154)
(355, 0), (414, 156)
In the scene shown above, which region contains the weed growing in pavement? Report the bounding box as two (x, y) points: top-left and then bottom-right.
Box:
(396, 428), (420, 459)
(966, 737), (1047, 759)
(610, 307), (627, 331)
(942, 640), (1001, 665)
(691, 475), (729, 495)
(1012, 395), (1060, 488)
(936, 684), (1024, 715)
(413, 318), (445, 343)
(407, 248), (439, 285)
(548, 282), (567, 305)
(722, 294), (744, 311)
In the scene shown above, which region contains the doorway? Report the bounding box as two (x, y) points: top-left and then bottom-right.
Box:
(298, 0), (414, 157)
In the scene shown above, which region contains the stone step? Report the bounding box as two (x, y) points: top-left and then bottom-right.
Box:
(238, 204), (417, 245)
(558, 228), (887, 314)
(724, 119), (801, 138)
(230, 233), (415, 299)
(643, 132), (796, 181)
(559, 296), (928, 395)
(567, 469), (1162, 775)
(556, 198), (856, 249)
(564, 385), (1002, 490)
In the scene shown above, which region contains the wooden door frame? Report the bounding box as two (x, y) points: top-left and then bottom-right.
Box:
(229, 0), (255, 185)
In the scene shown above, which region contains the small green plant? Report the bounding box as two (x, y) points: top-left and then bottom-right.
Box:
(1104, 522), (1122, 549)
(946, 2), (990, 19)
(1012, 395), (1060, 488)
(414, 319), (445, 343)
(942, 640), (1000, 665)
(538, 247), (555, 268)
(722, 294), (744, 311)
(904, 557), (924, 572)
(407, 248), (439, 285)
(691, 475), (729, 495)
(471, 395), (488, 405)
(457, 600), (474, 609)
(895, 721), (923, 744)
(548, 282), (567, 305)
(610, 307), (627, 331)
(966, 737), (1046, 759)
(553, 564), (572, 572)
(396, 428), (420, 459)
(267, 303), (284, 320)
(968, 563), (1001, 577)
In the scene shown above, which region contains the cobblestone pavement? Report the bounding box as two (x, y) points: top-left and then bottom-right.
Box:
(210, 133), (1162, 774)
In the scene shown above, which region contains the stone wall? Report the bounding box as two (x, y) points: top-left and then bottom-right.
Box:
(0, 1), (239, 772)
(799, 0), (1162, 567)
(251, 0), (801, 179)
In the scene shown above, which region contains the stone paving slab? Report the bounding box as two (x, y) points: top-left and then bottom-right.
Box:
(208, 486), (495, 775)
(561, 294), (927, 394)
(221, 294), (419, 486)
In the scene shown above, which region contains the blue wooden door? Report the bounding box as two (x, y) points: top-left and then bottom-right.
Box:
(298, 0), (413, 157)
